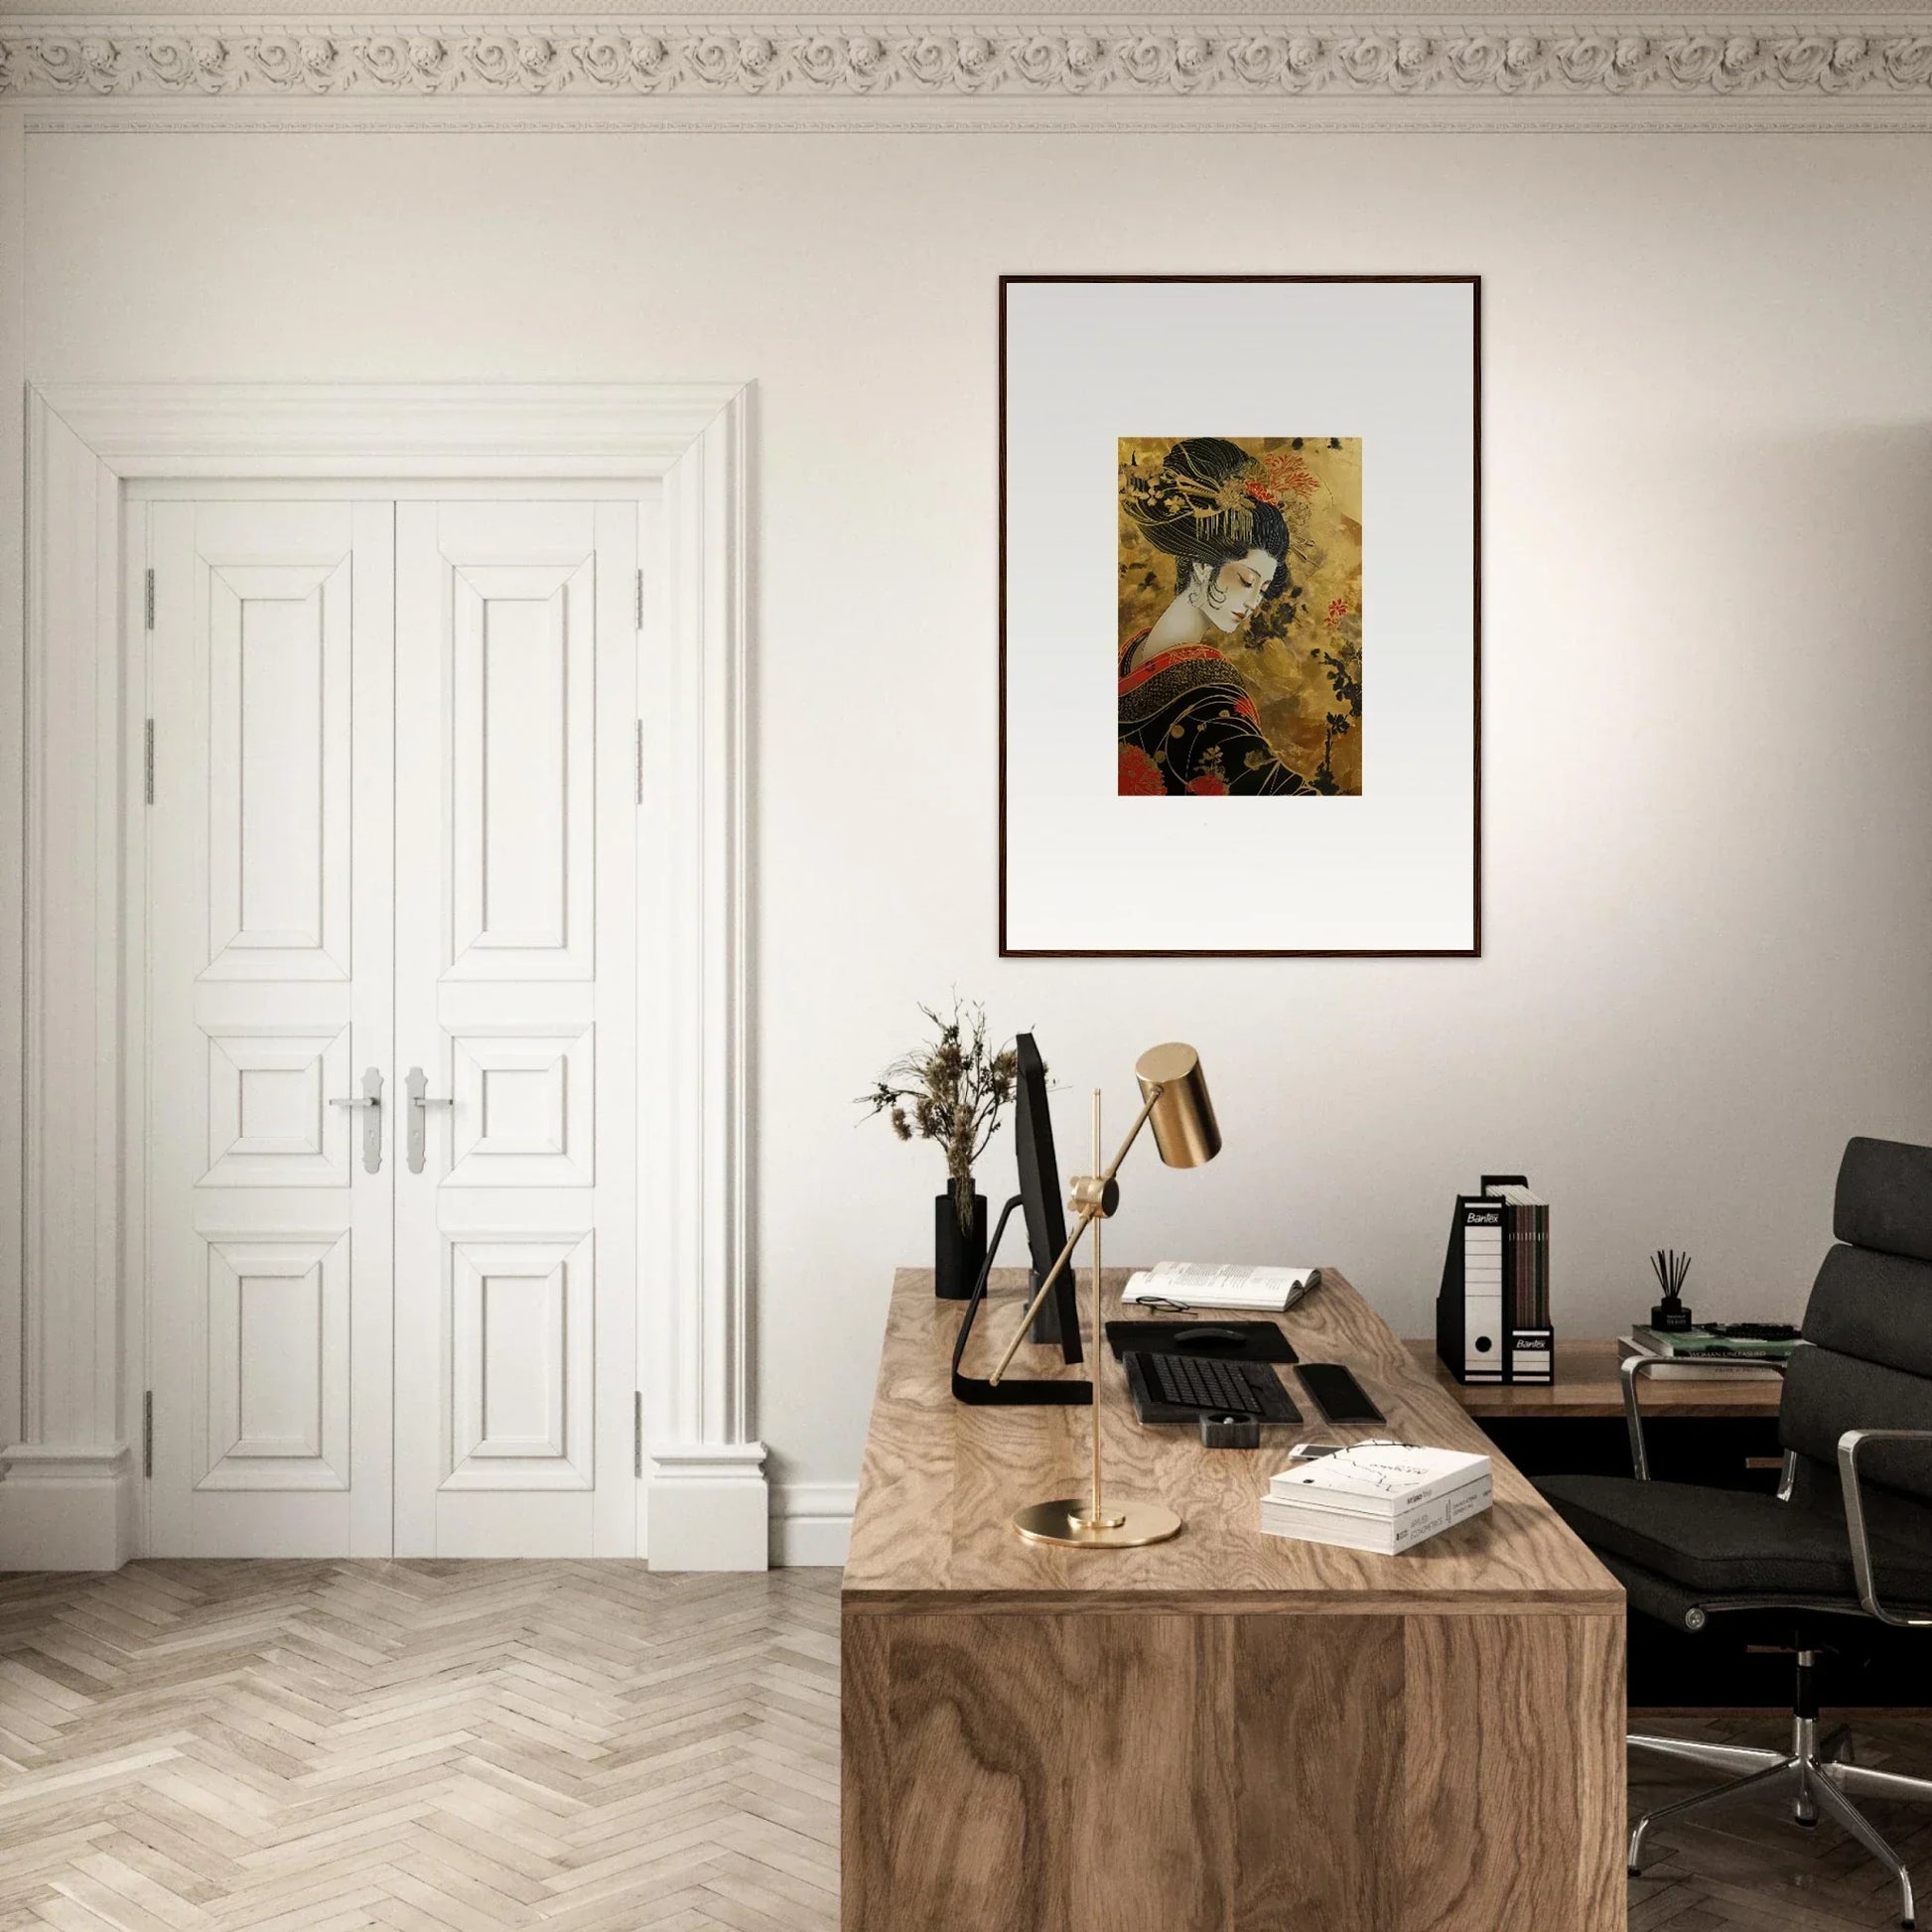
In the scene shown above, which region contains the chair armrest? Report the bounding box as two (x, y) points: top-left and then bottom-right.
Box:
(1837, 1429), (1932, 1628)
(1620, 1351), (1788, 1482)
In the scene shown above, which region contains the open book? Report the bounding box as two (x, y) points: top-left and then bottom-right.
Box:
(1121, 1261), (1318, 1312)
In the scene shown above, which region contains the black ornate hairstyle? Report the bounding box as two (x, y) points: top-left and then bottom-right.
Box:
(1122, 438), (1295, 603)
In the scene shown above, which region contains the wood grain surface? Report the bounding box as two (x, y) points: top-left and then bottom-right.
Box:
(1409, 1336), (1784, 1419)
(1402, 1612), (1627, 1931)
(843, 1268), (1622, 1614)
(1231, 1613), (1404, 1930)
(841, 1607), (1625, 1931)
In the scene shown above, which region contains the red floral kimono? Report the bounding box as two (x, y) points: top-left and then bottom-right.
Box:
(1117, 634), (1313, 796)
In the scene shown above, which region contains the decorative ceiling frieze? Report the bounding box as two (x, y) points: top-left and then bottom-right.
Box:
(4, 15), (1931, 122)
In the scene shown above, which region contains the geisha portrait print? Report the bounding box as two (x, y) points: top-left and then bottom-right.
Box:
(1001, 276), (1478, 956)
(1117, 436), (1363, 799)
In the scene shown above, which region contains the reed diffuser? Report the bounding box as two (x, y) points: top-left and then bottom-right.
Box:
(1650, 1248), (1694, 1332)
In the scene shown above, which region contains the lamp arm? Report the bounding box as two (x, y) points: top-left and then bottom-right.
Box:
(986, 1084), (1165, 1387)
(1097, 1086), (1165, 1189)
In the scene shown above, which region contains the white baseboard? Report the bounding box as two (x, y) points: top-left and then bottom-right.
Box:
(0, 1445), (137, 1571)
(0, 1445), (853, 1573)
(645, 1442), (770, 1571)
(771, 1481), (855, 1568)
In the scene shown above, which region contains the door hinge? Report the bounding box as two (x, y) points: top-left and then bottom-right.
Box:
(143, 568), (155, 631)
(142, 1391), (154, 1478)
(633, 1392), (643, 1478)
(634, 720), (644, 805)
(635, 567), (644, 631)
(144, 720), (155, 805)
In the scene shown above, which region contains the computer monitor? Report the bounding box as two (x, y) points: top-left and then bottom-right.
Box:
(949, 1031), (1090, 1406)
(1014, 1033), (1082, 1361)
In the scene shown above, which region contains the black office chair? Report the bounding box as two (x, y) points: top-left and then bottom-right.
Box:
(1537, 1136), (1932, 1929)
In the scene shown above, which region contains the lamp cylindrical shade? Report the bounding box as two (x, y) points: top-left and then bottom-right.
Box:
(1134, 1042), (1221, 1169)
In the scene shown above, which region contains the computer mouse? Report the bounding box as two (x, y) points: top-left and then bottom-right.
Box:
(1173, 1326), (1247, 1350)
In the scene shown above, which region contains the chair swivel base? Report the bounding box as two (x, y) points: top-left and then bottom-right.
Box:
(1629, 1716), (1932, 1929)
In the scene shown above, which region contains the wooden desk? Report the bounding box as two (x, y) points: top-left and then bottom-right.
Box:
(843, 1269), (1625, 1931)
(1408, 1336), (1784, 1420)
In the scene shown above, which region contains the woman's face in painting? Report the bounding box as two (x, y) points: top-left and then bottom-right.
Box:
(1193, 547), (1279, 633)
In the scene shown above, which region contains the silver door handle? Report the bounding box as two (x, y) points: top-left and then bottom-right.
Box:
(405, 1065), (454, 1175)
(330, 1066), (384, 1173)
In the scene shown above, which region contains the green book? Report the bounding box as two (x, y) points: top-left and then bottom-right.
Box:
(1631, 1325), (1799, 1361)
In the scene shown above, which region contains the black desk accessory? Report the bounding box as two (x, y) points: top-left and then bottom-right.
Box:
(1197, 1415), (1262, 1449)
(1103, 1319), (1297, 1365)
(1123, 1351), (1303, 1426)
(1650, 1247), (1694, 1332)
(1298, 1362), (1386, 1425)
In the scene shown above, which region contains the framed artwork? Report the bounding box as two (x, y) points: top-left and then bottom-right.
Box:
(999, 275), (1480, 957)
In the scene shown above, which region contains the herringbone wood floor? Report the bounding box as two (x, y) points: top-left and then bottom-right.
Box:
(0, 1563), (840, 1932)
(2, 1563), (1929, 1929)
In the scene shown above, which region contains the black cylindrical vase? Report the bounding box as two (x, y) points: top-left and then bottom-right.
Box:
(934, 1188), (989, 1300)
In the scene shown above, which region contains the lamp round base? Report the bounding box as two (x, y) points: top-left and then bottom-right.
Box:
(1011, 1497), (1182, 1548)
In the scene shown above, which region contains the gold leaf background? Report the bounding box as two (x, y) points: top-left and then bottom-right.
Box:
(1118, 436), (1363, 795)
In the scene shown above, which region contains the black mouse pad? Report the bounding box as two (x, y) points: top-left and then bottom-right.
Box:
(1104, 1319), (1297, 1364)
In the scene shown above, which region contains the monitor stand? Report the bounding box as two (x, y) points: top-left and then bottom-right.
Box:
(951, 1195), (1092, 1407)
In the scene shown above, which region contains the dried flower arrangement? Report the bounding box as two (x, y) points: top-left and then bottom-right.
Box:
(861, 999), (1020, 1233)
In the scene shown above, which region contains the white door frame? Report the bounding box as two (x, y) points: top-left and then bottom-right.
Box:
(3, 382), (764, 1572)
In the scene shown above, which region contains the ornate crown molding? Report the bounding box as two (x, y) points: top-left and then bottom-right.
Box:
(4, 17), (1931, 119)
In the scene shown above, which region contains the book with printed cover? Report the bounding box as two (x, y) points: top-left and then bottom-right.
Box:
(1260, 1444), (1492, 1555)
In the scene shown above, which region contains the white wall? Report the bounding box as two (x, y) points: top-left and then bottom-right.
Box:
(22, 126), (1932, 1532)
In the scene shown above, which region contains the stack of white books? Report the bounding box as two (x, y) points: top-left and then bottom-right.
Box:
(1121, 1261), (1317, 1311)
(1260, 1444), (1493, 1555)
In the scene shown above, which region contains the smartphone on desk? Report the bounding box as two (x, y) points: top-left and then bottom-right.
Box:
(1298, 1362), (1386, 1425)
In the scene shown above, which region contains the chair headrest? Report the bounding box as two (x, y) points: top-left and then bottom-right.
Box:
(1836, 1137), (1932, 1263)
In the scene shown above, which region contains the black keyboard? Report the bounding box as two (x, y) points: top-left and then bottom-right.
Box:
(1129, 1351), (1303, 1424)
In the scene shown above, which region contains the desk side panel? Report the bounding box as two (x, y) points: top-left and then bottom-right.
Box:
(841, 1603), (1623, 1932)
(1233, 1613), (1406, 1931)
(1402, 1611), (1626, 1932)
(1065, 1613), (1235, 1929)
(840, 1611), (892, 1929)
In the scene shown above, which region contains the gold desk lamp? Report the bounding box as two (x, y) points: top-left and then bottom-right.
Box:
(987, 1041), (1221, 1549)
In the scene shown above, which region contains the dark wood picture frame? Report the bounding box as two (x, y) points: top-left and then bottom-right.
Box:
(997, 273), (1482, 959)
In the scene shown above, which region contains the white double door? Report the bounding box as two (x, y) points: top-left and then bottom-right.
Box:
(144, 493), (641, 1557)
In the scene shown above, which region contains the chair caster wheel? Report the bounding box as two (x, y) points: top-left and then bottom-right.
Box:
(1796, 1816), (1818, 1829)
(1627, 1867), (1640, 1878)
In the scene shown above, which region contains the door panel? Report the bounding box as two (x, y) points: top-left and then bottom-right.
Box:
(204, 563), (352, 979)
(447, 1025), (596, 1187)
(147, 500), (394, 1557)
(447, 1233), (594, 1488)
(449, 561), (595, 978)
(393, 501), (637, 1557)
(201, 1233), (350, 1489)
